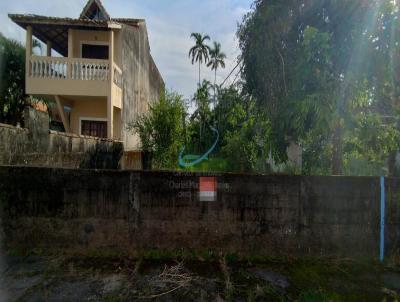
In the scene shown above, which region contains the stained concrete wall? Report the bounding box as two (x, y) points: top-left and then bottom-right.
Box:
(0, 167), (398, 259)
(121, 23), (164, 151)
(0, 108), (122, 169)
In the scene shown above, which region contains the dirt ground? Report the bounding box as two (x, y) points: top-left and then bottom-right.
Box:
(1, 252), (400, 302)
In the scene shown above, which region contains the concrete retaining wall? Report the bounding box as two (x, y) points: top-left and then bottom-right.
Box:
(0, 166), (399, 259)
(0, 108), (123, 169)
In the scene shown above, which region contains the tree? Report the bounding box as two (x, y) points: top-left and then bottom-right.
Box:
(189, 80), (213, 153)
(216, 86), (272, 172)
(360, 1), (400, 175)
(188, 33), (211, 87)
(237, 1), (340, 166)
(0, 34), (26, 126)
(0, 34), (43, 126)
(238, 0), (399, 175)
(128, 90), (186, 169)
(32, 40), (42, 56)
(207, 41), (226, 105)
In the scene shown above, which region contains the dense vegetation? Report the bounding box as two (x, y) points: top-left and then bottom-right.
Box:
(238, 0), (400, 176)
(0, 34), (41, 126)
(128, 91), (187, 170)
(0, 33), (27, 126)
(133, 0), (400, 176)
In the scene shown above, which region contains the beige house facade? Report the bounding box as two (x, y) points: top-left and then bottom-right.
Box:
(9, 0), (164, 151)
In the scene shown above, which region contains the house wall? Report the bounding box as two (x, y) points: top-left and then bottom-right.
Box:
(114, 29), (122, 67)
(112, 82), (122, 108)
(113, 107), (122, 140)
(69, 98), (108, 135)
(70, 29), (122, 68)
(71, 29), (110, 58)
(149, 55), (164, 104)
(121, 23), (164, 151)
(0, 168), (399, 259)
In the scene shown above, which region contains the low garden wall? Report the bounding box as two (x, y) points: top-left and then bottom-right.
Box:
(0, 166), (399, 259)
(0, 108), (123, 169)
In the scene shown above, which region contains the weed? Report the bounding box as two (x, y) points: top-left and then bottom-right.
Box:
(224, 252), (239, 264)
(299, 289), (341, 302)
(102, 295), (123, 302)
(220, 257), (235, 302)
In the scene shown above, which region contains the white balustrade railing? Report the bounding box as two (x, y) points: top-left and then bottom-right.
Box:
(71, 59), (109, 81)
(29, 57), (110, 81)
(31, 58), (68, 79)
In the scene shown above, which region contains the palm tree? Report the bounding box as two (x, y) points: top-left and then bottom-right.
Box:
(207, 42), (226, 106)
(192, 80), (212, 151)
(188, 33), (211, 87)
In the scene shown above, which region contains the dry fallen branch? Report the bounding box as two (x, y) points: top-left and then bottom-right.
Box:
(137, 261), (196, 300)
(138, 284), (185, 300)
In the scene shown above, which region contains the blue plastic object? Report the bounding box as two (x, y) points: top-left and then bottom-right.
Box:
(179, 126), (219, 168)
(380, 176), (385, 262)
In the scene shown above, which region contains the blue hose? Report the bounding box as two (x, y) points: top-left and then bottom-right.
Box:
(179, 126), (219, 168)
(380, 176), (385, 262)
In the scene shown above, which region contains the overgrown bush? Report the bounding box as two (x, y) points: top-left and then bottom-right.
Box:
(128, 90), (186, 169)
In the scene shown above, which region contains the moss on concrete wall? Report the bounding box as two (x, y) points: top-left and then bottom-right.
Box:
(0, 167), (399, 259)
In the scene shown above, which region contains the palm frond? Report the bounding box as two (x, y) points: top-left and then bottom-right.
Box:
(189, 32), (211, 65)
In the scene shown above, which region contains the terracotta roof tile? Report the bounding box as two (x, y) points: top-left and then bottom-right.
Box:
(8, 14), (144, 28)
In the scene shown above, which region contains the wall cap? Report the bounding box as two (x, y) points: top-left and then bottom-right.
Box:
(0, 123), (29, 132)
(49, 130), (123, 143)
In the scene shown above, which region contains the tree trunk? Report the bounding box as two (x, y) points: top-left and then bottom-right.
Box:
(182, 112), (187, 147)
(214, 69), (217, 108)
(198, 61), (201, 87)
(199, 117), (202, 152)
(331, 125), (343, 175)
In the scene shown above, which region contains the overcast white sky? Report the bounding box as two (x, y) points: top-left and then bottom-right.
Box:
(0, 0), (253, 99)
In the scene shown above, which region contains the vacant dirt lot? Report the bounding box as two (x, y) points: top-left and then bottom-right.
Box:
(1, 252), (399, 301)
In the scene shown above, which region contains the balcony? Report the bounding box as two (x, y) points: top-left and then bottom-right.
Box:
(26, 56), (113, 97)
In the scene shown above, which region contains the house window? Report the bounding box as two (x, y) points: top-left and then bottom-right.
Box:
(81, 44), (109, 60)
(81, 120), (107, 138)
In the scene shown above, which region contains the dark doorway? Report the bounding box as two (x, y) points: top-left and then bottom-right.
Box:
(82, 44), (109, 60)
(81, 120), (107, 138)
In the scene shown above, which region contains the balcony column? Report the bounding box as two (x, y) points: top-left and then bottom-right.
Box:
(68, 29), (74, 79)
(25, 25), (32, 79)
(46, 41), (52, 57)
(107, 29), (114, 139)
(55, 96), (70, 133)
(68, 29), (74, 58)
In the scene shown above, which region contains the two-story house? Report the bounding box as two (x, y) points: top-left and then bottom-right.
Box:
(9, 0), (164, 153)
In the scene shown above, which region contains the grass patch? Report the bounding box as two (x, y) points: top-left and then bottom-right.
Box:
(299, 289), (341, 302)
(178, 157), (229, 172)
(102, 295), (123, 302)
(287, 258), (386, 301)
